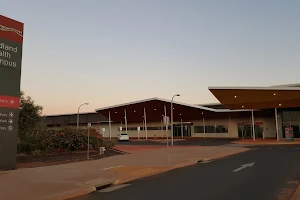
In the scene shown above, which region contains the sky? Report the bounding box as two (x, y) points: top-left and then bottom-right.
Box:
(1, 0), (300, 115)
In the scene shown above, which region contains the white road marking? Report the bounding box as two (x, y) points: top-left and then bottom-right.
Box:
(102, 166), (123, 171)
(97, 184), (131, 192)
(233, 162), (255, 172)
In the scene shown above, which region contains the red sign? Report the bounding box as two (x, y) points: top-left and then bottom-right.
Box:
(0, 15), (24, 44)
(0, 95), (20, 108)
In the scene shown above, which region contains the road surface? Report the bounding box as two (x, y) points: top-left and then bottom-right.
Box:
(74, 145), (300, 200)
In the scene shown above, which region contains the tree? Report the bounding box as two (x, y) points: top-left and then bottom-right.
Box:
(18, 91), (44, 142)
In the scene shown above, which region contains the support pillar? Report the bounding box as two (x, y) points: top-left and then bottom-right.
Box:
(124, 109), (128, 134)
(251, 110), (256, 141)
(203, 117), (206, 138)
(109, 111), (112, 140)
(144, 107), (148, 139)
(275, 108), (279, 141)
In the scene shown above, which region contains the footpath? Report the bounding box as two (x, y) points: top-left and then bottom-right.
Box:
(232, 138), (300, 145)
(0, 145), (249, 200)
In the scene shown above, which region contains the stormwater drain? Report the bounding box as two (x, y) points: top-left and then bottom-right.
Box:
(97, 184), (131, 192)
(198, 160), (213, 164)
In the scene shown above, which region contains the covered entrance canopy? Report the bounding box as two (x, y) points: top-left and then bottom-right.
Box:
(208, 87), (300, 110)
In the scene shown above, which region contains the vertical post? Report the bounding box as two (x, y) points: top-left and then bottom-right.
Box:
(77, 110), (80, 130)
(109, 111), (112, 140)
(161, 119), (163, 138)
(275, 108), (279, 141)
(124, 109), (128, 134)
(251, 110), (256, 141)
(171, 102), (174, 146)
(164, 105), (168, 147)
(144, 107), (148, 139)
(228, 116), (231, 137)
(142, 120), (145, 138)
(87, 125), (90, 159)
(181, 118), (183, 138)
(203, 117), (206, 138)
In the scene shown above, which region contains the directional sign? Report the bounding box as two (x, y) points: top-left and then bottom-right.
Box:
(0, 15), (23, 170)
(233, 162), (255, 172)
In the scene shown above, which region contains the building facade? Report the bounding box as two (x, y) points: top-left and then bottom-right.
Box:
(44, 84), (300, 140)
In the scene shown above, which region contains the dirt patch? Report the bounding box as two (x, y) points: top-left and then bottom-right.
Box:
(16, 149), (122, 169)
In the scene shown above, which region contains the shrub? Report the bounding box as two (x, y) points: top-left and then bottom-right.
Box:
(18, 126), (105, 154)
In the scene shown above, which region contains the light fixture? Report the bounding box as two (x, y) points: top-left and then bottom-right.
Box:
(273, 93), (276, 96)
(242, 105), (244, 108)
(180, 113), (182, 116)
(115, 112), (117, 113)
(173, 108), (175, 109)
(134, 110), (136, 112)
(154, 108), (156, 111)
(234, 95), (237, 98)
(202, 112), (203, 114)
(279, 103), (282, 106)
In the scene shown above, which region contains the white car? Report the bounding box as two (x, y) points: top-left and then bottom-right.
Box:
(118, 133), (129, 141)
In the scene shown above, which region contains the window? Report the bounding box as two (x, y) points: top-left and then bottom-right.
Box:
(205, 126), (215, 133)
(194, 125), (228, 133)
(125, 126), (169, 131)
(194, 126), (204, 133)
(216, 125), (228, 133)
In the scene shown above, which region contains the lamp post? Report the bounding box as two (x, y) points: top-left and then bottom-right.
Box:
(171, 94), (180, 146)
(77, 103), (89, 130)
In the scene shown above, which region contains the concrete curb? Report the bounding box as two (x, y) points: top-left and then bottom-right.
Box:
(43, 179), (116, 200)
(44, 186), (96, 200)
(290, 184), (300, 200)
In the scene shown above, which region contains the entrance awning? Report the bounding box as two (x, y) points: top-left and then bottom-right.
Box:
(208, 86), (300, 110)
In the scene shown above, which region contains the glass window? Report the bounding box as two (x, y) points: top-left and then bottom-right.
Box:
(216, 125), (228, 133)
(194, 126), (204, 133)
(290, 111), (300, 122)
(205, 126), (215, 133)
(282, 111), (290, 123)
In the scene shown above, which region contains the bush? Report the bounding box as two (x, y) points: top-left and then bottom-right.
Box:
(18, 126), (105, 154)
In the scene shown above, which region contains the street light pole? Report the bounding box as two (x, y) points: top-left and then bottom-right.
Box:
(77, 103), (89, 130)
(171, 94), (180, 146)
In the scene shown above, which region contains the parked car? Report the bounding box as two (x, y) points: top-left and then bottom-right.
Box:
(118, 133), (129, 141)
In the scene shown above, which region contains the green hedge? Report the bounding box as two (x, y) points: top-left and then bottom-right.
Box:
(18, 127), (105, 153)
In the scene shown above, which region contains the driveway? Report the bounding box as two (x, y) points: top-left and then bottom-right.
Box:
(74, 145), (300, 200)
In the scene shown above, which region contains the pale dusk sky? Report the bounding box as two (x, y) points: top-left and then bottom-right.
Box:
(1, 0), (300, 115)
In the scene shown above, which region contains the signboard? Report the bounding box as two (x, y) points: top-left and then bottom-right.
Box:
(137, 127), (140, 131)
(285, 127), (294, 142)
(0, 15), (23, 170)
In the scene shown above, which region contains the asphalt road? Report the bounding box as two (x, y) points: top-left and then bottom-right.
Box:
(74, 145), (300, 200)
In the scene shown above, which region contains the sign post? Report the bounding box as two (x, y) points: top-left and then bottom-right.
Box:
(0, 15), (24, 170)
(87, 123), (91, 159)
